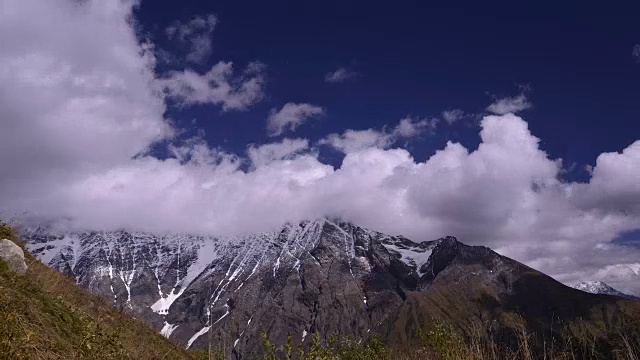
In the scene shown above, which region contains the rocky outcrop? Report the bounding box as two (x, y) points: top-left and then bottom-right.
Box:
(0, 239), (28, 274)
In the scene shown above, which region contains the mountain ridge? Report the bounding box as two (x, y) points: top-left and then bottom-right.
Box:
(20, 219), (640, 359)
(22, 219), (444, 350)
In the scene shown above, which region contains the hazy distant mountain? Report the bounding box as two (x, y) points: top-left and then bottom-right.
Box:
(21, 219), (640, 358)
(571, 280), (639, 300)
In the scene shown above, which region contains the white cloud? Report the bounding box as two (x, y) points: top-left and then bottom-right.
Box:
(393, 117), (438, 137)
(320, 117), (436, 153)
(247, 138), (311, 167)
(442, 109), (465, 124)
(156, 13), (265, 111)
(633, 44), (640, 63)
(320, 129), (392, 153)
(593, 263), (640, 288)
(166, 14), (217, 64)
(569, 141), (640, 215)
(267, 103), (324, 136)
(1, 0), (640, 297)
(0, 0), (171, 187)
(159, 61), (266, 111)
(486, 94), (532, 115)
(325, 66), (357, 83)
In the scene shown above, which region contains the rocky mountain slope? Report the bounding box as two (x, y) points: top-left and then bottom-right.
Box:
(571, 280), (640, 300)
(21, 219), (640, 359)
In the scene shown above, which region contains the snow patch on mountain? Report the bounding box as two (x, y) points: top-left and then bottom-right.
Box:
(160, 321), (179, 338)
(381, 237), (436, 274)
(187, 326), (211, 349)
(151, 238), (222, 314)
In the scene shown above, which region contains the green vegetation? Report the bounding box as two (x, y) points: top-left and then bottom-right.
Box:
(262, 332), (390, 360)
(0, 221), (12, 239)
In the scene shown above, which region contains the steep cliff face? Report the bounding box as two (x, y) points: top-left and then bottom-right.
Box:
(21, 219), (639, 358)
(23, 220), (443, 356)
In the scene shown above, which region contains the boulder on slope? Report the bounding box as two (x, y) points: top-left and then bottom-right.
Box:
(0, 238), (28, 274)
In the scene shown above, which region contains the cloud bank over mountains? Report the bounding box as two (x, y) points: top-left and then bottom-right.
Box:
(0, 0), (639, 294)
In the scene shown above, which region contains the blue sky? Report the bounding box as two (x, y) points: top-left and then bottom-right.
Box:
(0, 0), (639, 293)
(137, 0), (640, 179)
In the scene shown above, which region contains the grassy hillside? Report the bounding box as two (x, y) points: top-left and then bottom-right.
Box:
(0, 223), (205, 360)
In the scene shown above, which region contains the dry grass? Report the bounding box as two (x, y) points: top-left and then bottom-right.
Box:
(258, 312), (640, 360)
(392, 318), (640, 360)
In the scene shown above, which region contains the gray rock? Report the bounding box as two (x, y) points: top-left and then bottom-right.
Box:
(0, 239), (28, 274)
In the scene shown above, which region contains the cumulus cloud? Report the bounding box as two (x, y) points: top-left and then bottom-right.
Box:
(267, 103), (324, 136)
(569, 141), (640, 215)
(1, 0), (640, 297)
(159, 61), (266, 111)
(325, 66), (358, 83)
(166, 14), (217, 64)
(442, 109), (465, 124)
(0, 0), (171, 190)
(486, 94), (532, 115)
(320, 117), (437, 153)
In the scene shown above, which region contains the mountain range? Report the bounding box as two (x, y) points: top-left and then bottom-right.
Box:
(21, 219), (640, 359)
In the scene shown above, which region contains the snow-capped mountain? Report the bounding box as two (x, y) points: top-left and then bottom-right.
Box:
(20, 219), (640, 359)
(22, 219), (441, 355)
(570, 281), (639, 300)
